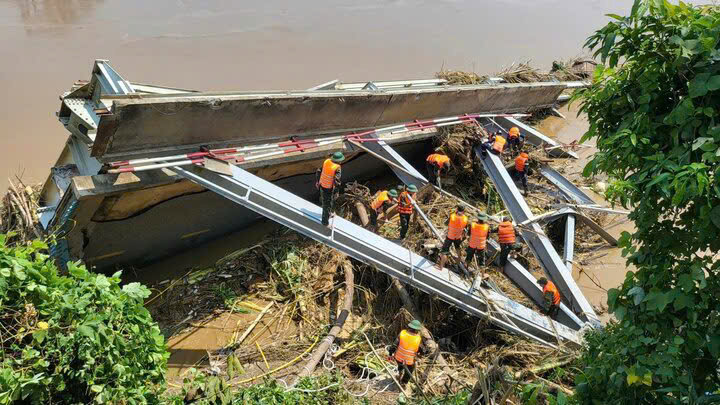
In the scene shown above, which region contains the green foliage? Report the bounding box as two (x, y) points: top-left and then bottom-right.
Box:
(166, 370), (353, 404)
(0, 237), (168, 403)
(574, 0), (720, 403)
(212, 282), (248, 313)
(398, 389), (469, 404)
(269, 245), (308, 301)
(518, 383), (569, 405)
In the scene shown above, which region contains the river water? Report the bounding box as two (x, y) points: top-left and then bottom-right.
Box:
(0, 0), (649, 190)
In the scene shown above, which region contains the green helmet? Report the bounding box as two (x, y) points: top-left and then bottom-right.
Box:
(388, 189), (399, 198)
(331, 152), (345, 163)
(408, 319), (422, 330)
(407, 184), (418, 193)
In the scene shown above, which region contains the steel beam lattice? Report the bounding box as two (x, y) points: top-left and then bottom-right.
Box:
(475, 146), (600, 327)
(172, 162), (581, 347)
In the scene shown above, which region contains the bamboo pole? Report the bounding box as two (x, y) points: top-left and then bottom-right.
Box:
(294, 258), (355, 381)
(232, 302), (273, 347)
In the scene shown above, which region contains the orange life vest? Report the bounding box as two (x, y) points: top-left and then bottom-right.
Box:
(469, 223), (490, 249)
(319, 159), (340, 189)
(543, 281), (562, 305)
(498, 221), (516, 244)
(447, 213), (468, 240)
(397, 191), (414, 215)
(493, 136), (507, 153)
(515, 155), (528, 172)
(371, 191), (391, 211)
(394, 329), (421, 365)
(426, 154), (450, 168)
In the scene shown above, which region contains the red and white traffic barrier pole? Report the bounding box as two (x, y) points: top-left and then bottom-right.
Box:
(107, 112), (528, 174)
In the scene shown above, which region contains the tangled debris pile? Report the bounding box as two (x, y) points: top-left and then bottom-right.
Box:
(437, 57), (593, 85)
(145, 112), (615, 403)
(0, 178), (41, 243)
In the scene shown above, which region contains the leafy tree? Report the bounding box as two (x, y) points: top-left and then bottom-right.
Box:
(0, 236), (168, 403)
(573, 0), (720, 403)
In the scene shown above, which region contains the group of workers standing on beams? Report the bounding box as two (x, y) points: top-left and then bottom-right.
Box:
(315, 125), (563, 386)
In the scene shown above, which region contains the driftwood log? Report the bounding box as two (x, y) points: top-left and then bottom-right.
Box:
(294, 257), (354, 381)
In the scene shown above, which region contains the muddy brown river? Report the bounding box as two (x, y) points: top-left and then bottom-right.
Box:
(0, 0), (666, 190)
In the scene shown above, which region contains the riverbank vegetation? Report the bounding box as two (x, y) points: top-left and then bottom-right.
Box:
(573, 0), (720, 402)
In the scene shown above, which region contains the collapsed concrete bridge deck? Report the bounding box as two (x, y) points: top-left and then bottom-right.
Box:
(36, 59), (607, 348)
(40, 60), (582, 270)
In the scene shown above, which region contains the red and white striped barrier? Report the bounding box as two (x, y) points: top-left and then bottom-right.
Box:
(107, 113), (527, 174)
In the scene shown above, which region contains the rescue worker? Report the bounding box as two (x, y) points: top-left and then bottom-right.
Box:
(537, 277), (562, 319)
(507, 126), (525, 153)
(466, 216), (490, 269)
(389, 319), (424, 385)
(481, 131), (507, 156)
(512, 152), (530, 193)
(316, 152), (344, 226)
(370, 188), (398, 229)
(437, 205), (469, 270)
(397, 184), (418, 239)
(491, 217), (516, 266)
(425, 153), (451, 187)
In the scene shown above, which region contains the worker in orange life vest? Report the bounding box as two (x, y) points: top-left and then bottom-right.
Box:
(397, 184), (418, 239)
(512, 152), (530, 194)
(480, 131), (507, 156)
(437, 205), (469, 271)
(369, 188), (398, 229)
(315, 152), (345, 226)
(491, 217), (516, 266)
(466, 216), (490, 269)
(537, 277), (562, 319)
(507, 126), (525, 153)
(388, 319), (424, 384)
(425, 153), (451, 187)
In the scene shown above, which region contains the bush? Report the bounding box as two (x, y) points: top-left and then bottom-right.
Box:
(166, 370), (353, 404)
(574, 0), (720, 402)
(0, 236), (168, 403)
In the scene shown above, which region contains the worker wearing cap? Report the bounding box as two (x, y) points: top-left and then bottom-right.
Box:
(491, 217), (516, 266)
(370, 188), (398, 229)
(437, 205), (469, 270)
(316, 152), (344, 227)
(389, 320), (424, 384)
(397, 184), (418, 239)
(466, 216), (490, 269)
(481, 131), (507, 156)
(537, 277), (562, 319)
(507, 126), (525, 153)
(512, 152), (530, 194)
(425, 153), (451, 187)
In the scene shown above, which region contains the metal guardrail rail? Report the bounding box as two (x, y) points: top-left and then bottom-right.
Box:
(484, 239), (585, 330)
(485, 117), (578, 159)
(172, 162), (581, 348)
(475, 146), (600, 327)
(353, 135), (429, 188)
(538, 164), (596, 205)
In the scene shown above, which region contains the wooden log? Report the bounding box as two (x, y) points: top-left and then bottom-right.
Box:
(295, 257), (354, 380)
(354, 202), (370, 227)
